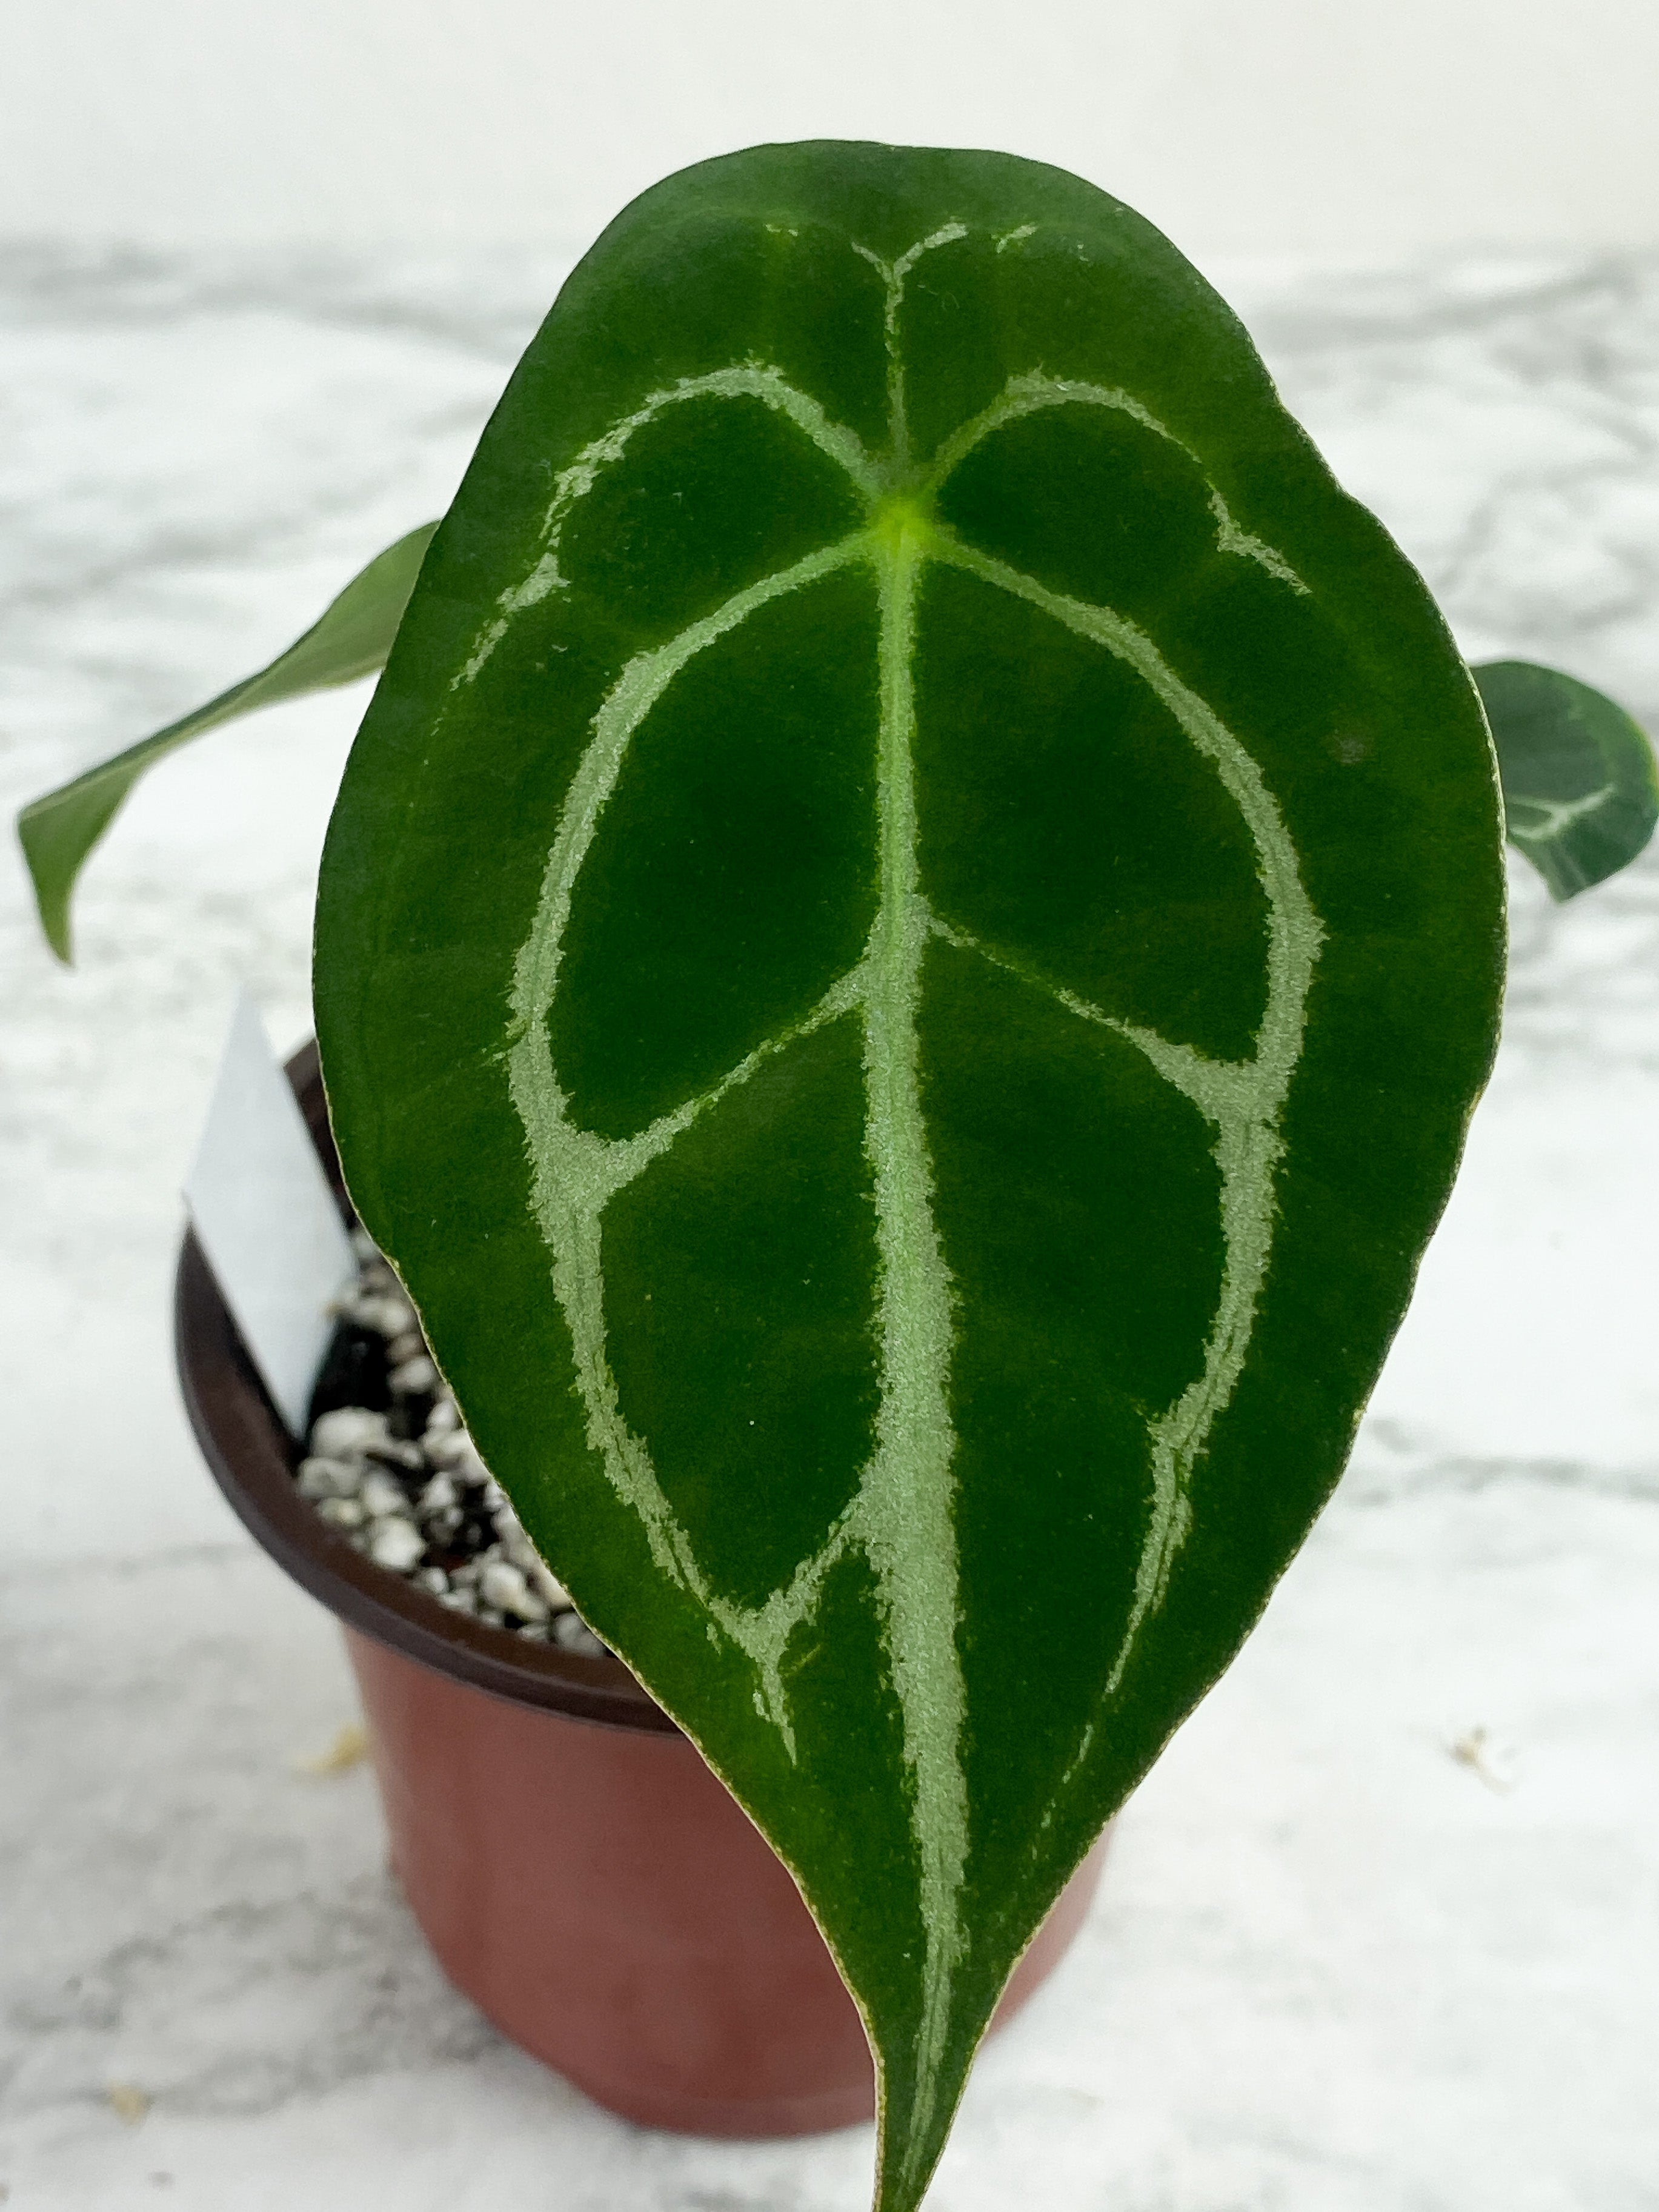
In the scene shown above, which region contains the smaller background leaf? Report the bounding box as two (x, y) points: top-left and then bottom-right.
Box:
(1474, 658), (1659, 900)
(15, 520), (438, 962)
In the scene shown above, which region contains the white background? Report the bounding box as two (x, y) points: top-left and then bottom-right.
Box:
(5, 0), (1659, 256)
(4, 16), (1659, 2204)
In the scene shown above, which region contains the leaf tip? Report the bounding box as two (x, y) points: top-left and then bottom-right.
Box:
(14, 806), (75, 965)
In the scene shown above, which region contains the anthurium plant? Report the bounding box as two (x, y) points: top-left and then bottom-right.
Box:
(18, 143), (1658, 2212)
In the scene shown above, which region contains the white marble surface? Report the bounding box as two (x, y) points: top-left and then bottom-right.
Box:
(2, 246), (1657, 2210)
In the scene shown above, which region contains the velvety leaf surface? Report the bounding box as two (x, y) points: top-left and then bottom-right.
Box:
(314, 144), (1505, 2212)
(1473, 657), (1659, 899)
(16, 521), (436, 960)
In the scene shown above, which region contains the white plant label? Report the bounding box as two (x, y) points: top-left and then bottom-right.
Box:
(184, 992), (354, 1435)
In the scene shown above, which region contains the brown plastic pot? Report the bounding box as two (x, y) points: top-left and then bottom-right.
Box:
(176, 1041), (1108, 2137)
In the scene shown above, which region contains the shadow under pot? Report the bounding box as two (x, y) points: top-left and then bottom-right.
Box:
(175, 1040), (1109, 2139)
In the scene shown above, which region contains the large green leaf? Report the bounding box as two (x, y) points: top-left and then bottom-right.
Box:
(315, 144), (1504, 2212)
(16, 521), (437, 961)
(1473, 657), (1659, 900)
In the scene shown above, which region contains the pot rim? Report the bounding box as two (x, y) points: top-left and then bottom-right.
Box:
(174, 1038), (679, 1736)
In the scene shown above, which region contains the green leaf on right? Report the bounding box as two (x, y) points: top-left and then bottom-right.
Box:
(314, 144), (1508, 2212)
(1474, 657), (1659, 900)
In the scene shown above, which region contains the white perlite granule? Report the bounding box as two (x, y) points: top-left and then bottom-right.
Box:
(297, 1236), (608, 1658)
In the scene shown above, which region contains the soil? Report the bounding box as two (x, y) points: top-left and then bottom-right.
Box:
(296, 1234), (609, 1655)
